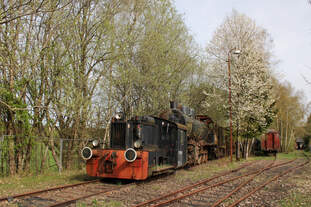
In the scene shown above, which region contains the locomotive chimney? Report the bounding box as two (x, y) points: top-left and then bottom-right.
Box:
(170, 101), (177, 109)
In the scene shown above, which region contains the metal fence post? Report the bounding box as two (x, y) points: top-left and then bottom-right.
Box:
(59, 138), (63, 173)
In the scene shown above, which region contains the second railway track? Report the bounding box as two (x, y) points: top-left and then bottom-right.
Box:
(131, 158), (300, 207)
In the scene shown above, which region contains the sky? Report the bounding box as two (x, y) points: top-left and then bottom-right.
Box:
(174, 0), (311, 104)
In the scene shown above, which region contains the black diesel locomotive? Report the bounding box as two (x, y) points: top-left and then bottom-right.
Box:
(81, 102), (226, 180)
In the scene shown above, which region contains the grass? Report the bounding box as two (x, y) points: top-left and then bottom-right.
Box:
(174, 157), (245, 183)
(279, 192), (311, 207)
(0, 169), (90, 197)
(77, 199), (122, 207)
(247, 150), (310, 161)
(278, 150), (311, 207)
(277, 151), (309, 159)
(150, 184), (161, 191)
(174, 151), (310, 189)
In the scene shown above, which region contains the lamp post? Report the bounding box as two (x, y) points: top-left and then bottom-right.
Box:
(227, 48), (241, 162)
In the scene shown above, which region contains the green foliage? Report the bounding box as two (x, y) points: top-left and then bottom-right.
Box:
(277, 151), (308, 159)
(302, 114), (311, 149)
(270, 80), (306, 152)
(107, 0), (203, 118)
(0, 84), (31, 134)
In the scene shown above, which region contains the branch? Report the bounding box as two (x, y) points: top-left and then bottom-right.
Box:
(301, 65), (311, 85)
(0, 0), (72, 25)
(0, 99), (48, 112)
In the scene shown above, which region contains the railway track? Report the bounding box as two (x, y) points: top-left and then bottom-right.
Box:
(2, 155), (308, 207)
(224, 153), (310, 207)
(0, 165), (177, 207)
(0, 179), (133, 207)
(131, 158), (298, 207)
(0, 179), (100, 202)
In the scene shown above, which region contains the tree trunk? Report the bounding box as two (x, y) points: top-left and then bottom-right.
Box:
(236, 121), (240, 161)
(286, 128), (294, 152)
(7, 115), (16, 175)
(23, 138), (32, 172)
(236, 138), (241, 161)
(40, 145), (49, 173)
(245, 140), (249, 159)
(49, 138), (61, 171)
(241, 139), (246, 159)
(17, 147), (24, 174)
(8, 136), (16, 175)
(247, 138), (255, 158)
(284, 111), (289, 152)
(280, 120), (283, 152)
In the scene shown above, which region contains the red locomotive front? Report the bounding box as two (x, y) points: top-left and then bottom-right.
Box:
(82, 147), (149, 180)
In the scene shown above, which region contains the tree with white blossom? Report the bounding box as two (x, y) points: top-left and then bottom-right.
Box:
(205, 10), (276, 159)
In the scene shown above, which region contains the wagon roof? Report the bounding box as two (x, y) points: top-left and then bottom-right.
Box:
(295, 138), (304, 143)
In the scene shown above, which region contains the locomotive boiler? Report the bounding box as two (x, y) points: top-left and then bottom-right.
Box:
(159, 102), (220, 164)
(81, 102), (225, 180)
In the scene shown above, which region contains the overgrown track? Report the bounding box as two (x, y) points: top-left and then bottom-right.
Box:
(0, 168), (177, 207)
(131, 162), (254, 207)
(0, 179), (132, 207)
(0, 179), (100, 202)
(131, 158), (297, 207)
(225, 152), (310, 207)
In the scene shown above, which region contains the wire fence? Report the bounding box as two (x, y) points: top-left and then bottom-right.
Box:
(0, 135), (90, 177)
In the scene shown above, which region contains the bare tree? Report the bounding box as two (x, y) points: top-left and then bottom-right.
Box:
(0, 0), (72, 25)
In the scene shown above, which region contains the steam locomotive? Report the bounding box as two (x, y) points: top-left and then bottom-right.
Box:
(81, 102), (226, 180)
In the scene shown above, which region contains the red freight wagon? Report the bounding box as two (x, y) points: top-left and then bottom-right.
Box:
(261, 130), (280, 153)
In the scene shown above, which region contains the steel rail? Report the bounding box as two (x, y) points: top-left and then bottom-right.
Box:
(210, 161), (275, 207)
(228, 154), (310, 207)
(0, 179), (100, 202)
(137, 159), (296, 207)
(46, 184), (133, 207)
(131, 161), (255, 207)
(149, 161), (275, 207)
